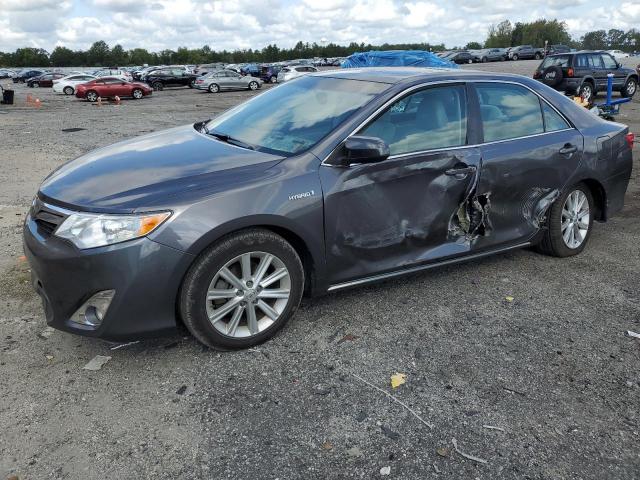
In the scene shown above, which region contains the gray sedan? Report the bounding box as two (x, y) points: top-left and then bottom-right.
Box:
(194, 70), (262, 93)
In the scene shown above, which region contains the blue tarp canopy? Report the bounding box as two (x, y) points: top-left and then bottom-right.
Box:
(341, 50), (457, 69)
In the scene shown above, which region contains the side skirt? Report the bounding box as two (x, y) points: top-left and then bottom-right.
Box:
(327, 242), (531, 292)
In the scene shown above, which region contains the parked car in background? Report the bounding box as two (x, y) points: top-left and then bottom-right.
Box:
(12, 69), (47, 83)
(534, 51), (637, 103)
(477, 48), (507, 62)
(240, 64), (261, 77)
(193, 70), (262, 93)
(26, 73), (65, 88)
(195, 63), (226, 75)
(24, 69), (633, 350)
(546, 44), (570, 56)
(441, 51), (477, 64)
(260, 65), (281, 83)
(92, 68), (132, 81)
(607, 50), (629, 60)
(145, 67), (198, 90)
(75, 77), (152, 102)
(132, 66), (160, 81)
(0, 69), (16, 79)
(52, 73), (98, 95)
(508, 45), (544, 60)
(277, 65), (319, 82)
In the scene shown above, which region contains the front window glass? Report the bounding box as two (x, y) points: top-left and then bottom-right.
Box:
(205, 76), (388, 156)
(476, 83), (544, 142)
(601, 54), (617, 69)
(359, 85), (467, 155)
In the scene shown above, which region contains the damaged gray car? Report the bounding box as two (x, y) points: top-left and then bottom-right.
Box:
(25, 68), (634, 350)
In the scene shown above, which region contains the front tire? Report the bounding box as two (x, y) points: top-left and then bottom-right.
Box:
(132, 88), (143, 99)
(152, 81), (163, 91)
(621, 77), (637, 98)
(86, 91), (98, 102)
(249, 81), (259, 90)
(270, 75), (277, 83)
(535, 53), (542, 60)
(180, 229), (304, 350)
(208, 83), (219, 93)
(63, 86), (74, 95)
(536, 183), (594, 257)
(512, 54), (519, 61)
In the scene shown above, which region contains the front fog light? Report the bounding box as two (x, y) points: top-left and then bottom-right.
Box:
(70, 290), (115, 327)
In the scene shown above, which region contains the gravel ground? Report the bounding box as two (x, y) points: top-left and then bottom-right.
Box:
(1, 59), (639, 480)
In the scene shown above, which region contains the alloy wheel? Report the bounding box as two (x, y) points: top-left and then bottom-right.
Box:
(561, 190), (590, 249)
(626, 80), (637, 96)
(133, 89), (143, 99)
(205, 251), (291, 338)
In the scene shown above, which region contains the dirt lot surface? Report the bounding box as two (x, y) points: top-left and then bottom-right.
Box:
(1, 59), (639, 480)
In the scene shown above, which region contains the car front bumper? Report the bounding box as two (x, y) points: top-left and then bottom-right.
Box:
(23, 211), (195, 341)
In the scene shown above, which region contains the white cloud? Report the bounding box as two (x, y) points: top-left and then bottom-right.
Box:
(0, 0), (635, 53)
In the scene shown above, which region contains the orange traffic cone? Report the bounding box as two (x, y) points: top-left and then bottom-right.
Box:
(114, 95), (121, 105)
(34, 98), (41, 108)
(97, 97), (102, 107)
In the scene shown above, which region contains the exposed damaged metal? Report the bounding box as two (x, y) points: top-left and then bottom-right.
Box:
(448, 166), (492, 243)
(525, 188), (561, 228)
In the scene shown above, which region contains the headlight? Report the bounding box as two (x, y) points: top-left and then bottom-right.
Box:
(55, 211), (171, 249)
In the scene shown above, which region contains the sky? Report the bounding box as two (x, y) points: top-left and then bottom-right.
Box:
(1, 0), (639, 53)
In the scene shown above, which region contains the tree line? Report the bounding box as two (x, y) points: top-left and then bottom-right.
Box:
(484, 19), (639, 51)
(1, 19), (638, 68)
(0, 40), (447, 68)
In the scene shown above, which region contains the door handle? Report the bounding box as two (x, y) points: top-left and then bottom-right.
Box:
(445, 166), (477, 178)
(559, 144), (578, 155)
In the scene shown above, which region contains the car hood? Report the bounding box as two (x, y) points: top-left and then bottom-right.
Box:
(39, 124), (285, 213)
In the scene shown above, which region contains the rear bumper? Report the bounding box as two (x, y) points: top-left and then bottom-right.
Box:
(23, 213), (195, 341)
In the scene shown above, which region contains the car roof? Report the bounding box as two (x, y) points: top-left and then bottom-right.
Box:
(310, 67), (530, 85)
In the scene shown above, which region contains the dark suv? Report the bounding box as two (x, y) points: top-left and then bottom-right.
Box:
(145, 67), (198, 90)
(534, 51), (638, 103)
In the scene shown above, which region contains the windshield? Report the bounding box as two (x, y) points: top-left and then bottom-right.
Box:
(204, 76), (388, 156)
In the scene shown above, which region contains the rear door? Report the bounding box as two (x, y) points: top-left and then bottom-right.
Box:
(471, 82), (584, 249)
(321, 83), (482, 284)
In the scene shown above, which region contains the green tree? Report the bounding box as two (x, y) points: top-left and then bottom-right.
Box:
(485, 20), (513, 48)
(110, 44), (128, 66)
(50, 46), (74, 66)
(86, 40), (110, 66)
(581, 30), (607, 50)
(12, 48), (49, 67)
(607, 29), (626, 50)
(465, 41), (482, 50)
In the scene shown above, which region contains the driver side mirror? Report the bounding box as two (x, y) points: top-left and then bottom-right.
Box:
(341, 135), (390, 166)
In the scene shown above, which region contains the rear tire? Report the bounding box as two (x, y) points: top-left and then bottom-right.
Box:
(63, 86), (74, 95)
(270, 75), (277, 83)
(621, 77), (637, 98)
(179, 229), (304, 350)
(152, 82), (163, 91)
(512, 54), (519, 61)
(536, 183), (594, 257)
(535, 52), (542, 60)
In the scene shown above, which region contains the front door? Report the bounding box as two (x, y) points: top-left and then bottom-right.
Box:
(470, 82), (584, 250)
(321, 83), (482, 285)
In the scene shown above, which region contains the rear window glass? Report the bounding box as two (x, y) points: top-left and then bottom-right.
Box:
(476, 83), (544, 142)
(542, 103), (569, 132)
(541, 55), (570, 68)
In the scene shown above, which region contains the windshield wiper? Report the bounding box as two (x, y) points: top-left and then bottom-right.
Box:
(207, 130), (256, 151)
